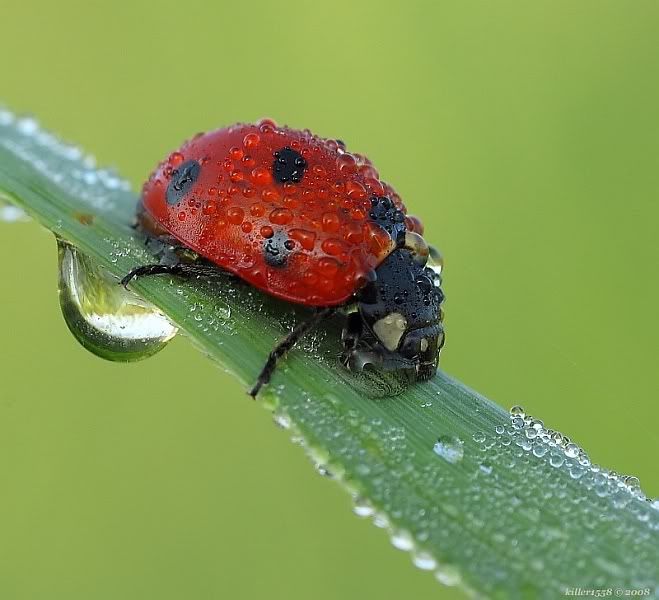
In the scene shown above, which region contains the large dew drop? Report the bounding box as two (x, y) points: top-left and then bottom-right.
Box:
(57, 239), (178, 361)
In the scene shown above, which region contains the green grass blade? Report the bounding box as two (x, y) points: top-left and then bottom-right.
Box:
(1, 111), (657, 598)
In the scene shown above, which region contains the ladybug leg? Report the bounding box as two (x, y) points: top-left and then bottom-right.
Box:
(340, 312), (383, 372)
(340, 311), (363, 352)
(249, 307), (336, 398)
(120, 262), (233, 289)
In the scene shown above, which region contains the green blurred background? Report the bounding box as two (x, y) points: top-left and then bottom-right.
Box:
(1, 2), (658, 598)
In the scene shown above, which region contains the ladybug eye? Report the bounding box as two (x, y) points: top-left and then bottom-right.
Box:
(272, 147), (307, 184)
(166, 159), (200, 205)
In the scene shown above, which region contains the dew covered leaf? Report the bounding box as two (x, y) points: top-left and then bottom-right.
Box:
(1, 110), (657, 598)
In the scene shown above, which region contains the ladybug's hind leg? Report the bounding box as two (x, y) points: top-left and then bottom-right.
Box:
(249, 307), (336, 398)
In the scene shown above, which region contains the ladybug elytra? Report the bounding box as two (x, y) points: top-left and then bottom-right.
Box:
(122, 119), (445, 396)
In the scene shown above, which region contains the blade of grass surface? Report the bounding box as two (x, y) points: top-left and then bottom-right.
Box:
(0, 111), (657, 599)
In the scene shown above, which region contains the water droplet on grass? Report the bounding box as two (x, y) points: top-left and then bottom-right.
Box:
(0, 108), (132, 216)
(549, 451), (565, 468)
(500, 404), (652, 507)
(272, 410), (292, 430)
(412, 550), (437, 571)
(479, 462), (493, 475)
(58, 239), (177, 361)
(433, 435), (464, 464)
(0, 109), (14, 125)
(390, 529), (414, 551)
(434, 564), (461, 586)
(353, 497), (375, 518)
(373, 513), (390, 529)
(0, 199), (29, 222)
(532, 444), (548, 458)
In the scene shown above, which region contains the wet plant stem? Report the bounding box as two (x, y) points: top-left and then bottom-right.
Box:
(0, 112), (657, 598)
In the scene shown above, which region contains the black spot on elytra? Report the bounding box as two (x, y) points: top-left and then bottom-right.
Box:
(272, 147), (307, 184)
(166, 159), (200, 205)
(263, 230), (293, 267)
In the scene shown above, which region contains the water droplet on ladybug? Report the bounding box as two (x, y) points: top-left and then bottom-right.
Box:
(346, 180), (366, 200)
(242, 155), (256, 169)
(289, 228), (316, 251)
(318, 257), (340, 277)
(243, 132), (260, 150)
(321, 238), (346, 256)
(321, 212), (341, 233)
(250, 203), (266, 217)
(168, 151), (184, 167)
(227, 206), (244, 225)
(258, 118), (277, 134)
(229, 146), (244, 160)
(336, 153), (357, 174)
(251, 167), (272, 186)
(269, 208), (293, 225)
(230, 170), (244, 183)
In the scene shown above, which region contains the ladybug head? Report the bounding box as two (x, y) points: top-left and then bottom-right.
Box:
(344, 246), (445, 381)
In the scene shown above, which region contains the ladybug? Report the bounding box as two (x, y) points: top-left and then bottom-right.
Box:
(121, 119), (445, 396)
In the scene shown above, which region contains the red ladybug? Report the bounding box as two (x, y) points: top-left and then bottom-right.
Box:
(122, 119), (445, 396)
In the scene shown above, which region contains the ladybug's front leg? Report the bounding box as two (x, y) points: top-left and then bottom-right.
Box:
(250, 307), (335, 398)
(120, 262), (233, 289)
(340, 311), (362, 352)
(340, 312), (383, 373)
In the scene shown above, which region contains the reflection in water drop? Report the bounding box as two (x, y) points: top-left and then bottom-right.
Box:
(57, 239), (178, 361)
